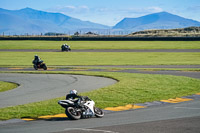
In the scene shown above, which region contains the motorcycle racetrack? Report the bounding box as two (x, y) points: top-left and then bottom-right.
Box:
(0, 48), (200, 133)
(0, 73), (117, 108)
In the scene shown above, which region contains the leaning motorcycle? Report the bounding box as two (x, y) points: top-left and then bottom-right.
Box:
(58, 98), (104, 120)
(61, 45), (71, 52)
(33, 62), (47, 70)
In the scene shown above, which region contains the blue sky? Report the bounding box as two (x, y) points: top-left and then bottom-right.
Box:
(0, 0), (200, 26)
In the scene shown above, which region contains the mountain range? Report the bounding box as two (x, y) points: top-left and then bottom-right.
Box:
(0, 8), (200, 35)
(0, 8), (109, 35)
(113, 12), (200, 32)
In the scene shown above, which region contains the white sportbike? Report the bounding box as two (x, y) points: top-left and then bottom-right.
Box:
(58, 98), (104, 120)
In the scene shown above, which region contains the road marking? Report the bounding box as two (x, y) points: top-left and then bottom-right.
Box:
(46, 68), (54, 70)
(23, 104), (147, 121)
(104, 104), (146, 111)
(105, 69), (120, 72)
(160, 98), (193, 103)
(8, 68), (25, 70)
(22, 113), (67, 121)
(69, 68), (88, 71)
(174, 107), (200, 110)
(64, 128), (119, 133)
(22, 118), (36, 121)
(38, 113), (66, 119)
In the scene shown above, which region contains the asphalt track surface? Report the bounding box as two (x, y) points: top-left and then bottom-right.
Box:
(0, 48), (200, 133)
(0, 73), (117, 108)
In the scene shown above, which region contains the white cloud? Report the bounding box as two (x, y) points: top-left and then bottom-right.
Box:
(64, 6), (76, 10)
(118, 6), (163, 15)
(47, 5), (89, 13)
(147, 7), (163, 12)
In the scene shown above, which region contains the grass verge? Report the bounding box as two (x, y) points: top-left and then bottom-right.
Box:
(60, 66), (200, 72)
(0, 71), (200, 120)
(0, 81), (18, 92)
(0, 52), (200, 66)
(0, 40), (200, 49)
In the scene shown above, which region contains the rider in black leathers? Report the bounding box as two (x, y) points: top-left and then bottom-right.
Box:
(32, 55), (43, 65)
(66, 90), (89, 108)
(61, 44), (71, 51)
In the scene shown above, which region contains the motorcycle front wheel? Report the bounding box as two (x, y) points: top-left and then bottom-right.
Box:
(94, 107), (104, 118)
(65, 107), (81, 120)
(33, 65), (38, 70)
(43, 64), (47, 70)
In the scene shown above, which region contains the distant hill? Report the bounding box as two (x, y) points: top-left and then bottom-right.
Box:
(113, 12), (200, 32)
(0, 8), (110, 35)
(129, 27), (200, 37)
(1, 8), (200, 35)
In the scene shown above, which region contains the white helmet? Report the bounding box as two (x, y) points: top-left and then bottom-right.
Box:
(70, 89), (77, 95)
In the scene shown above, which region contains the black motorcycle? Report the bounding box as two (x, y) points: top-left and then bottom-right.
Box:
(61, 45), (71, 52)
(33, 61), (47, 70)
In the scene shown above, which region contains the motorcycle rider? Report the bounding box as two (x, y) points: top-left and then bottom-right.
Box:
(64, 43), (70, 48)
(66, 89), (89, 108)
(61, 43), (70, 51)
(61, 44), (65, 50)
(32, 55), (43, 65)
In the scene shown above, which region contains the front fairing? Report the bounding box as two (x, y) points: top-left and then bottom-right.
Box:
(83, 100), (95, 115)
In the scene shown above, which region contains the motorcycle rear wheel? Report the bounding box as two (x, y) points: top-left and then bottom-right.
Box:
(65, 107), (81, 120)
(94, 107), (104, 118)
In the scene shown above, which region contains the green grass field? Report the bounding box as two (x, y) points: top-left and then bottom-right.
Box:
(0, 81), (18, 92)
(0, 52), (200, 66)
(0, 40), (200, 49)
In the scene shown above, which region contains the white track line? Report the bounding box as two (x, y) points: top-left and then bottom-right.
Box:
(174, 107), (200, 110)
(64, 128), (119, 133)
